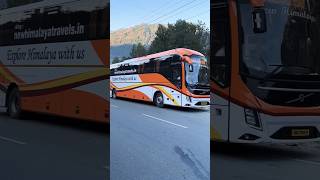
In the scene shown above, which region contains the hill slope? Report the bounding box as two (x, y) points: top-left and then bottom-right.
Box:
(111, 24), (159, 46)
(110, 24), (160, 62)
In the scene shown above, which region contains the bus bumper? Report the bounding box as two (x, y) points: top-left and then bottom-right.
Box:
(181, 96), (210, 108)
(231, 113), (320, 144)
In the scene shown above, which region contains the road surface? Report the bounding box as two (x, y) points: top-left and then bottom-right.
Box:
(110, 98), (210, 180)
(0, 108), (109, 180)
(212, 142), (320, 180)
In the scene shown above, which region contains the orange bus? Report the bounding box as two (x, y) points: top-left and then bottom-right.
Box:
(0, 0), (109, 123)
(110, 48), (210, 108)
(211, 0), (320, 143)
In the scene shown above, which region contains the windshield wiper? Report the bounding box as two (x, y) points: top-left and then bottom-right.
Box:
(194, 83), (210, 88)
(269, 64), (314, 71)
(262, 64), (314, 82)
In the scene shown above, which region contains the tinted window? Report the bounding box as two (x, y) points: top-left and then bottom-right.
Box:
(144, 59), (156, 73)
(111, 55), (182, 88)
(157, 55), (182, 88)
(170, 55), (182, 88)
(211, 1), (231, 87)
(159, 57), (172, 80)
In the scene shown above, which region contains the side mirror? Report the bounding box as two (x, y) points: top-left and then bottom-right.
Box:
(252, 8), (267, 33)
(189, 64), (194, 72)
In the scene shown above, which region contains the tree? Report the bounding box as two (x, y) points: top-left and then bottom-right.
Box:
(121, 56), (129, 61)
(130, 43), (147, 58)
(148, 24), (169, 54)
(149, 20), (209, 57)
(111, 56), (132, 64)
(112, 57), (122, 64)
(6, 0), (36, 7)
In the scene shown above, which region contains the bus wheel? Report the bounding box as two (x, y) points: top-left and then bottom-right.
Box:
(154, 92), (164, 108)
(7, 88), (22, 119)
(112, 89), (117, 99)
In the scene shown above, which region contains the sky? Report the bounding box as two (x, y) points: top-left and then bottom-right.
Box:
(110, 0), (210, 32)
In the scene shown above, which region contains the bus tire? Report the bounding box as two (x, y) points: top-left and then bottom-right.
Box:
(112, 89), (117, 99)
(7, 87), (22, 119)
(154, 92), (164, 108)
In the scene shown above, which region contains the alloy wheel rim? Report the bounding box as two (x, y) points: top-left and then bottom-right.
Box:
(11, 96), (18, 114)
(157, 95), (163, 104)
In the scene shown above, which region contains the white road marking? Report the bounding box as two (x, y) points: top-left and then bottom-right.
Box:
(293, 159), (320, 166)
(142, 113), (188, 129)
(0, 135), (26, 145)
(111, 104), (119, 108)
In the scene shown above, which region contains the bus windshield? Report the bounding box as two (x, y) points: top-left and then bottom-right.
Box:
(238, 0), (320, 80)
(185, 55), (209, 88)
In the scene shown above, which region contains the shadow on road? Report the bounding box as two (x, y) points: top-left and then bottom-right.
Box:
(112, 98), (209, 113)
(210, 142), (314, 161)
(175, 146), (210, 180)
(0, 111), (109, 135)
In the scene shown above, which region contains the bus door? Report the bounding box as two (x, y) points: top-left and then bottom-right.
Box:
(211, 1), (231, 141)
(170, 55), (183, 106)
(158, 55), (182, 106)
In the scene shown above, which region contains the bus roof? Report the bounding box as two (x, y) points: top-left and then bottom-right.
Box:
(111, 48), (204, 69)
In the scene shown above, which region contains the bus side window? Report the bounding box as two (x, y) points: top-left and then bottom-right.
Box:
(159, 56), (172, 82)
(137, 63), (143, 74)
(144, 59), (156, 73)
(211, 2), (231, 88)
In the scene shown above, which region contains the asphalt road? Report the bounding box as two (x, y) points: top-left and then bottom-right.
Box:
(0, 108), (109, 180)
(211, 142), (320, 180)
(110, 98), (210, 180)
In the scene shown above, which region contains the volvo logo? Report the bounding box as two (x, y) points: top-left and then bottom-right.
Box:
(286, 93), (315, 104)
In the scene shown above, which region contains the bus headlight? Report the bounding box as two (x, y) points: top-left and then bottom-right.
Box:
(244, 108), (262, 130)
(186, 96), (192, 103)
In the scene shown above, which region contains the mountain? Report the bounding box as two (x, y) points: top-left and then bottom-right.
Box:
(110, 24), (160, 62)
(111, 24), (160, 46)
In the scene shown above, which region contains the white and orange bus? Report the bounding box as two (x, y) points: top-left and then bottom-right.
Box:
(110, 48), (210, 108)
(0, 0), (109, 123)
(211, 0), (320, 143)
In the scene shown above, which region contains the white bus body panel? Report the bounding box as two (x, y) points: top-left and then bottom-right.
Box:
(111, 74), (209, 108)
(211, 93), (229, 141)
(211, 93), (320, 143)
(229, 102), (320, 143)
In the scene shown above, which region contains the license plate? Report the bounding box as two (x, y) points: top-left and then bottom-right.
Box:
(291, 129), (310, 137)
(201, 102), (207, 106)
